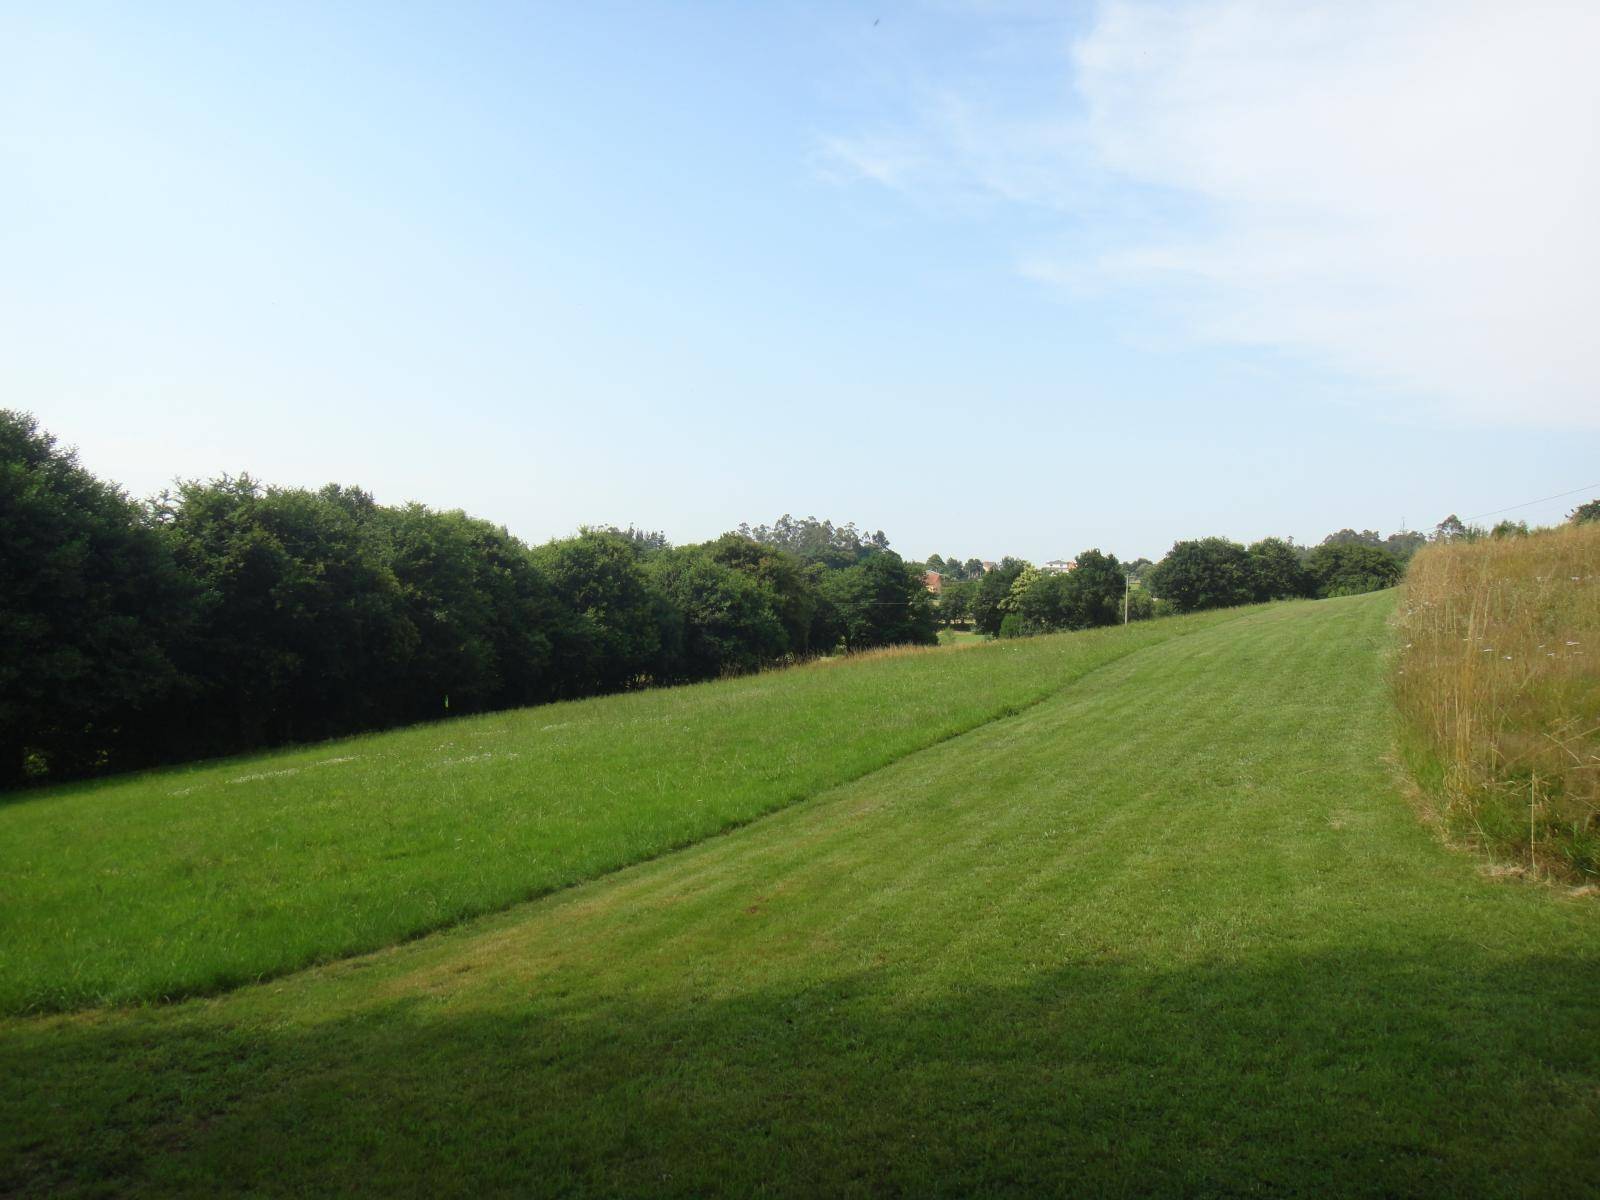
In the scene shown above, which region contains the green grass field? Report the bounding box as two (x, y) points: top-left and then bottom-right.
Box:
(4, 593), (1598, 1196)
(0, 609), (1242, 1014)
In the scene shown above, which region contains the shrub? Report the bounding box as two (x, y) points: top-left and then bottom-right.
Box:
(1148, 538), (1252, 612)
(1304, 542), (1401, 598)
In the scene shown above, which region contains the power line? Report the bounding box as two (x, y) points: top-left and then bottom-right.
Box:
(1462, 482), (1600, 523)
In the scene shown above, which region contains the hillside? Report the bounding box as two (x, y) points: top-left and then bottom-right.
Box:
(0, 608), (1243, 1014)
(4, 592), (1599, 1196)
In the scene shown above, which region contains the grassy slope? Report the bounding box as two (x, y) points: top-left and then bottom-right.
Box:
(0, 610), (1244, 1013)
(4, 591), (1597, 1196)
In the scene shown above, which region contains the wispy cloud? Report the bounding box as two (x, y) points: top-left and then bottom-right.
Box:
(821, 0), (1600, 428)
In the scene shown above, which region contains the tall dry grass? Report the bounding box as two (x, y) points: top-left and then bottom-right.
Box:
(1395, 522), (1600, 880)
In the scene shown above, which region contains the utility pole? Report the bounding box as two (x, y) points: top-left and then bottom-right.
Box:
(1123, 571), (1130, 625)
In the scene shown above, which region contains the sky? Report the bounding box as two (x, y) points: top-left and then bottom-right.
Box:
(4, 0), (1597, 563)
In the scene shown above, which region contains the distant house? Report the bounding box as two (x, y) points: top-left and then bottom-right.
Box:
(980, 561), (998, 574)
(1041, 559), (1077, 574)
(923, 570), (943, 595)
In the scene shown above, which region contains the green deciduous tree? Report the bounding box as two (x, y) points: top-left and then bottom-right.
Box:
(972, 558), (1027, 636)
(0, 410), (195, 783)
(1303, 542), (1402, 598)
(530, 530), (674, 694)
(818, 552), (937, 650)
(1246, 537), (1312, 602)
(706, 533), (818, 657)
(1012, 571), (1067, 633)
(937, 577), (977, 628)
(377, 503), (563, 719)
(1383, 530), (1428, 562)
(1148, 538), (1253, 613)
(737, 514), (889, 569)
(1319, 528), (1384, 550)
(646, 546), (788, 681)
(156, 477), (418, 752)
(1011, 550), (1126, 634)
(1065, 549), (1126, 628)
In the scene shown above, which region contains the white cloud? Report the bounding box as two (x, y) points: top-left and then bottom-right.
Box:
(826, 0), (1600, 427)
(1075, 0), (1600, 427)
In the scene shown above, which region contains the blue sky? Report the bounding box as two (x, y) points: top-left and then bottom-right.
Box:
(5, 1), (1597, 562)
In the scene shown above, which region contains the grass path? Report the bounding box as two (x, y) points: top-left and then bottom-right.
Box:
(4, 593), (1598, 1196)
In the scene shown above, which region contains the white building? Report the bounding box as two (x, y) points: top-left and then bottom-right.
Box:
(1040, 559), (1077, 574)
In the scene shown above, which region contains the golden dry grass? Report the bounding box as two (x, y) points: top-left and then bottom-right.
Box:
(1395, 522), (1600, 879)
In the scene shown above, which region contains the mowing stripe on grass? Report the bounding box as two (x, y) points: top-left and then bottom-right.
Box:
(4, 592), (1597, 1197)
(0, 607), (1250, 1013)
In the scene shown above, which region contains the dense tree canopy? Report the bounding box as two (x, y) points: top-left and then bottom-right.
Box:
(1065, 550), (1127, 628)
(530, 530), (675, 694)
(1303, 543), (1402, 597)
(1009, 550), (1127, 635)
(645, 547), (787, 681)
(2, 407), (1452, 785)
(2, 415), (950, 784)
(156, 478), (421, 751)
(1147, 531), (1407, 613)
(922, 554), (985, 583)
(1382, 530), (1428, 562)
(1147, 538), (1255, 613)
(819, 552), (938, 651)
(972, 558), (1028, 636)
(377, 502), (564, 720)
(705, 533), (820, 656)
(0, 411), (192, 784)
(936, 577), (977, 628)
(737, 514), (888, 569)
(1319, 527), (1426, 564)
(1246, 537), (1310, 602)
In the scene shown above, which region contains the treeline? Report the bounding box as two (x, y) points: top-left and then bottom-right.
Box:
(1145, 535), (1404, 612)
(1, 411), (934, 786)
(927, 524), (1442, 638)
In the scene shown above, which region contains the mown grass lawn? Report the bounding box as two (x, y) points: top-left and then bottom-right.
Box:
(0, 609), (1245, 1014)
(3, 592), (1597, 1196)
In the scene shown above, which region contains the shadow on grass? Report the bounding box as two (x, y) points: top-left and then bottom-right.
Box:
(4, 944), (1597, 1198)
